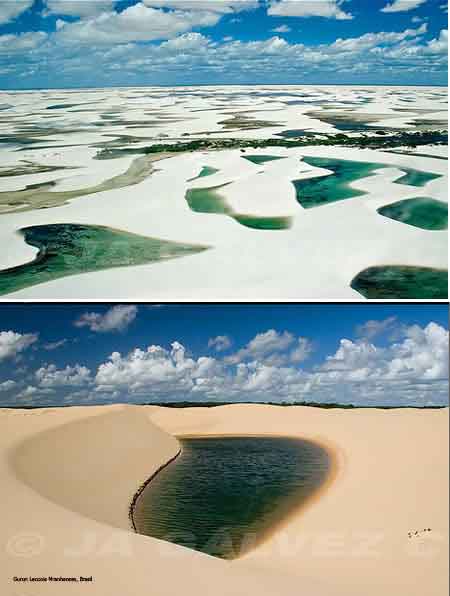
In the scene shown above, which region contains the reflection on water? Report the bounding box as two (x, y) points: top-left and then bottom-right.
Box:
(133, 436), (330, 560)
(0, 223), (208, 296)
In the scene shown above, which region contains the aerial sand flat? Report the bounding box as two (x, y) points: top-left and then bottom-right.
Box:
(1, 404), (448, 596)
(0, 85), (447, 299)
(0, 146), (447, 300)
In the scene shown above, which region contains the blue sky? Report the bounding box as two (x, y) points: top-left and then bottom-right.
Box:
(0, 303), (448, 407)
(0, 0), (447, 88)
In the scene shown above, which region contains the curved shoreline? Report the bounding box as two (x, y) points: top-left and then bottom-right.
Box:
(129, 445), (182, 532)
(129, 433), (339, 558)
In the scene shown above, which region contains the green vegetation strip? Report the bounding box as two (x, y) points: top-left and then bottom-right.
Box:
(94, 130), (448, 160)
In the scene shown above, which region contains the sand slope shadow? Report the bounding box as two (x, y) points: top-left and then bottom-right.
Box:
(10, 408), (179, 530)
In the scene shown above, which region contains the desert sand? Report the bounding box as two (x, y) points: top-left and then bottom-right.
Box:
(1, 404), (448, 596)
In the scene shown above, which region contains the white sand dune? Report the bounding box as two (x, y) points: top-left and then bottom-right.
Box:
(1, 404), (448, 596)
(0, 85), (447, 299)
(0, 145), (447, 300)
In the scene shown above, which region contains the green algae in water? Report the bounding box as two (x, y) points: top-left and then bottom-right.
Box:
(233, 214), (292, 230)
(351, 266), (448, 299)
(187, 166), (220, 182)
(186, 184), (229, 215)
(186, 185), (291, 230)
(0, 224), (208, 296)
(133, 437), (330, 560)
(393, 168), (442, 187)
(242, 155), (286, 164)
(378, 197), (448, 230)
(294, 156), (387, 208)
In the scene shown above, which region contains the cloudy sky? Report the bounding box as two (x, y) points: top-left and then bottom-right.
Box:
(0, 0), (447, 88)
(0, 303), (448, 407)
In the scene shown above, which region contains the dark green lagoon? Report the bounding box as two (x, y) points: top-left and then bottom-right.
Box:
(186, 185), (291, 230)
(242, 154), (286, 164)
(351, 265), (448, 299)
(132, 437), (330, 559)
(393, 168), (442, 187)
(276, 130), (316, 139)
(187, 166), (220, 182)
(294, 156), (387, 208)
(378, 197), (448, 230)
(0, 223), (208, 296)
(46, 103), (79, 110)
(293, 157), (443, 209)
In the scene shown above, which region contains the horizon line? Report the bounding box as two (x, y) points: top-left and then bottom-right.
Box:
(1, 82), (448, 92)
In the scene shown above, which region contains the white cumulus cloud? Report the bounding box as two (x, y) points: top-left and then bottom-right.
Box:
(426, 28), (448, 53)
(95, 341), (217, 394)
(16, 385), (38, 400)
(0, 380), (16, 392)
(356, 316), (398, 340)
(0, 31), (47, 54)
(268, 0), (353, 20)
(208, 335), (232, 351)
(43, 339), (68, 351)
(0, 0), (34, 25)
(54, 2), (222, 45)
(143, 0), (258, 12)
(381, 0), (427, 13)
(74, 305), (138, 333)
(226, 329), (296, 364)
(271, 24), (291, 32)
(0, 330), (38, 361)
(35, 364), (92, 388)
(0, 322), (447, 408)
(44, 0), (116, 18)
(319, 322), (449, 384)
